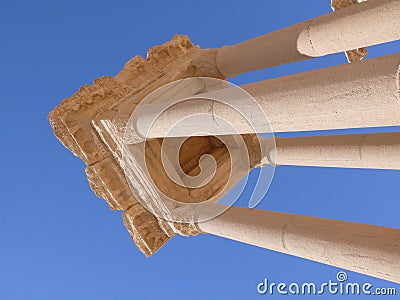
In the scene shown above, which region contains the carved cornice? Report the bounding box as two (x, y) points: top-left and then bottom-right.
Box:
(48, 35), (251, 256)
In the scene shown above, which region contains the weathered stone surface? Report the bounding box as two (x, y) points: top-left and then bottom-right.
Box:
(331, 0), (368, 62)
(49, 1), (382, 259)
(123, 203), (171, 257)
(198, 205), (400, 284)
(49, 35), (214, 255)
(49, 34), (262, 256)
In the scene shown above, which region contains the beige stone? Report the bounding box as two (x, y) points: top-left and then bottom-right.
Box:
(49, 35), (218, 255)
(49, 35), (262, 255)
(48, 1), (400, 284)
(269, 132), (400, 170)
(217, 0), (399, 77)
(331, 0), (368, 62)
(138, 53), (400, 138)
(196, 205), (400, 283)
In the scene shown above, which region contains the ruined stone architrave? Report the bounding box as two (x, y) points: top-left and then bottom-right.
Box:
(48, 35), (262, 256)
(49, 0), (400, 284)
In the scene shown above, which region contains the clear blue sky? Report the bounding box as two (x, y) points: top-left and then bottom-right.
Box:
(1, 1), (399, 299)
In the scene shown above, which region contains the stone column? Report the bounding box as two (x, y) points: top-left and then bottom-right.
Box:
(267, 132), (400, 170)
(196, 205), (400, 283)
(216, 0), (400, 77)
(135, 53), (400, 138)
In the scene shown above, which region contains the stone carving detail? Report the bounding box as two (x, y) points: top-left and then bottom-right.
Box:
(85, 156), (135, 210)
(331, 0), (368, 63)
(123, 203), (171, 257)
(173, 222), (201, 237)
(49, 34), (257, 256)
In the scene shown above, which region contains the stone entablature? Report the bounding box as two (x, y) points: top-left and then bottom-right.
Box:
(49, 35), (262, 256)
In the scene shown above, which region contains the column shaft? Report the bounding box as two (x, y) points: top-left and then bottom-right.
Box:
(135, 53), (400, 138)
(269, 132), (400, 170)
(196, 206), (400, 283)
(216, 0), (400, 77)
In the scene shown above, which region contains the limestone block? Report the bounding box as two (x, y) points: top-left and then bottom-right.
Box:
(49, 35), (262, 256)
